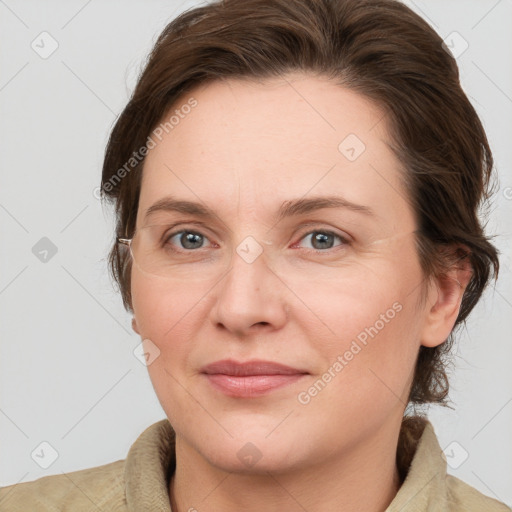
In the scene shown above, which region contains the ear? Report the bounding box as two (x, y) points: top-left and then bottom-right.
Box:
(420, 248), (473, 348)
(132, 317), (140, 335)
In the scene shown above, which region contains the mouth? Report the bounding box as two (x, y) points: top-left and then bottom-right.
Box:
(200, 359), (309, 398)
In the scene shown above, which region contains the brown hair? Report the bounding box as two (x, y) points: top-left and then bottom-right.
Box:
(100, 0), (499, 408)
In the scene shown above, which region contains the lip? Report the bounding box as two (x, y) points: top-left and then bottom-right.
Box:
(201, 359), (309, 398)
(201, 359), (307, 376)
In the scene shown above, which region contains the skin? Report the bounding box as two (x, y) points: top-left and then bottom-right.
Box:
(130, 72), (471, 512)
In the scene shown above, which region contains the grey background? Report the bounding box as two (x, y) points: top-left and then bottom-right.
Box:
(1, 0), (511, 505)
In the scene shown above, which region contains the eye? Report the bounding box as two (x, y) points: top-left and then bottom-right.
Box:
(165, 230), (214, 251)
(295, 229), (348, 252)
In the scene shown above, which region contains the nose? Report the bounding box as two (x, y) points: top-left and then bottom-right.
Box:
(208, 244), (289, 337)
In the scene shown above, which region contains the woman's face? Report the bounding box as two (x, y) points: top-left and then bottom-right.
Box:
(131, 73), (434, 472)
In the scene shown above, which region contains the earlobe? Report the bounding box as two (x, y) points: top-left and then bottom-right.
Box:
(421, 252), (472, 348)
(132, 317), (140, 335)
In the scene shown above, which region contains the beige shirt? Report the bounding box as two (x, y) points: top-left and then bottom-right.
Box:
(0, 417), (509, 511)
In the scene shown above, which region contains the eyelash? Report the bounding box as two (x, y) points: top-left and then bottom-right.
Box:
(163, 226), (350, 255)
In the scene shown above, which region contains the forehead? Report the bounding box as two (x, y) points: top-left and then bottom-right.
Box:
(137, 73), (410, 230)
(150, 73), (389, 164)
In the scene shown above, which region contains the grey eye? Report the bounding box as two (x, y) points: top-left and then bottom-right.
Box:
(299, 230), (346, 251)
(167, 231), (211, 250)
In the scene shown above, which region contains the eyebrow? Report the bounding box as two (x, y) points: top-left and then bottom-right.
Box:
(144, 195), (375, 223)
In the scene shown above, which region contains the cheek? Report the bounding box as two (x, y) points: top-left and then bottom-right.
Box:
(131, 266), (212, 334)
(291, 278), (421, 448)
(284, 249), (421, 344)
(130, 271), (212, 421)
(130, 269), (210, 370)
(289, 252), (423, 402)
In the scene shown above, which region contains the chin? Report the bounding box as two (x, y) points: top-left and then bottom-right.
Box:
(201, 439), (305, 475)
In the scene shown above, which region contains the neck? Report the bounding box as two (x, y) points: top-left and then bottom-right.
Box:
(169, 418), (404, 512)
